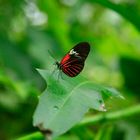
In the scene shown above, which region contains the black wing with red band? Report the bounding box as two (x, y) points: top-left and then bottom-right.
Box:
(58, 42), (90, 77)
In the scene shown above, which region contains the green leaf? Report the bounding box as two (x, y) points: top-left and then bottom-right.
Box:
(89, 0), (140, 32)
(33, 69), (123, 138)
(95, 124), (113, 140)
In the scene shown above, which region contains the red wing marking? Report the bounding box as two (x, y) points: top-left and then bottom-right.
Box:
(62, 59), (79, 67)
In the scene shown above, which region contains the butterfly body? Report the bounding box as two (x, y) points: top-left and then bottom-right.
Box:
(56, 42), (90, 77)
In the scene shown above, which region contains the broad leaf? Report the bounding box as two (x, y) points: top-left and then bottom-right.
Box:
(33, 69), (123, 138)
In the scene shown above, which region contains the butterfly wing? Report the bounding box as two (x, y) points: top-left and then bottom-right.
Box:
(62, 58), (84, 77)
(72, 42), (90, 61)
(60, 42), (90, 77)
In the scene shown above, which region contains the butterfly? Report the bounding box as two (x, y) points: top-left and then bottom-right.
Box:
(55, 42), (90, 77)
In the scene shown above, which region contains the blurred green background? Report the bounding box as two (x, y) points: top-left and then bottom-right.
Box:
(0, 0), (140, 140)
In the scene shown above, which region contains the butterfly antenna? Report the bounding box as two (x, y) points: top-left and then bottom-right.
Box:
(48, 50), (59, 78)
(48, 49), (57, 62)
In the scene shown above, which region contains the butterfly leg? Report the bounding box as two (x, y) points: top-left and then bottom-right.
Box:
(51, 63), (58, 76)
(60, 70), (65, 80)
(57, 70), (64, 81)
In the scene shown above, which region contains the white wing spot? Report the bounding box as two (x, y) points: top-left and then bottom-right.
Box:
(69, 49), (79, 56)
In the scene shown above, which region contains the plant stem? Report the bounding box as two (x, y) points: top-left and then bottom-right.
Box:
(17, 132), (42, 140)
(78, 104), (140, 126)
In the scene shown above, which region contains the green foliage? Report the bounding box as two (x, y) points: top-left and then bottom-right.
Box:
(89, 0), (140, 31)
(95, 124), (113, 140)
(33, 69), (123, 138)
(0, 0), (140, 139)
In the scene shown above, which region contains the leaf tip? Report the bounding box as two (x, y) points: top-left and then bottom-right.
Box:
(35, 68), (41, 72)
